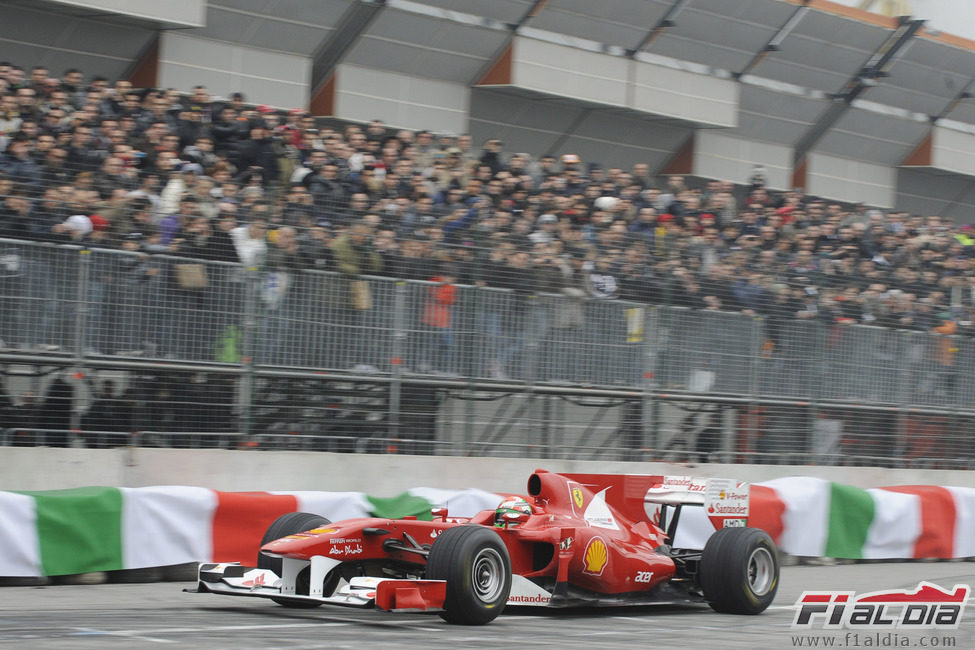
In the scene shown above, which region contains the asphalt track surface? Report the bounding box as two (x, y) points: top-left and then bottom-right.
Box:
(1, 562), (974, 650)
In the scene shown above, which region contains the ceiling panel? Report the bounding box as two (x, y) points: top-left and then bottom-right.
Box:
(649, 0), (792, 72)
(816, 109), (930, 164)
(761, 11), (889, 92)
(948, 102), (975, 125)
(345, 8), (505, 82)
(195, 6), (330, 55)
(209, 0), (351, 27)
(527, 0), (671, 49)
(412, 0), (536, 24)
(733, 86), (827, 146)
(869, 39), (975, 116)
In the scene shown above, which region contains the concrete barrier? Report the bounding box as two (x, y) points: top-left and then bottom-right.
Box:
(3, 447), (975, 493)
(3, 450), (975, 578)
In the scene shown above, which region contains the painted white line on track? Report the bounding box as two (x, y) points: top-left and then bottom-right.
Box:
(72, 627), (176, 644)
(442, 636), (569, 647)
(73, 621), (348, 637)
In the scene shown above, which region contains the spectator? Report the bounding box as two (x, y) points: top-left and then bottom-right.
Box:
(330, 220), (382, 369)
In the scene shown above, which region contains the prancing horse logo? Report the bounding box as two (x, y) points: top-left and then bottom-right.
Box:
(572, 486), (584, 510)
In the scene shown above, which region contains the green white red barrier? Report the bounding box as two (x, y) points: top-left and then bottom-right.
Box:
(1, 478), (974, 577)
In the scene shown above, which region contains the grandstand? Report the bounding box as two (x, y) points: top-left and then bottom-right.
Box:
(1, 0), (975, 468)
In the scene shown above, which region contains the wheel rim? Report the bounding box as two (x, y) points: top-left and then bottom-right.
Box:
(471, 548), (505, 603)
(747, 547), (775, 596)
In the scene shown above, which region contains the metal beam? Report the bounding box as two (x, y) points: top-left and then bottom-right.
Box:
(544, 108), (594, 158)
(310, 0), (387, 95)
(793, 16), (924, 166)
(930, 77), (975, 123)
(509, 0), (548, 31)
(734, 2), (810, 79)
(625, 0), (692, 57)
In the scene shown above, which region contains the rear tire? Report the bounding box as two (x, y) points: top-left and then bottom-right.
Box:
(257, 512), (331, 608)
(426, 525), (511, 625)
(699, 527), (779, 614)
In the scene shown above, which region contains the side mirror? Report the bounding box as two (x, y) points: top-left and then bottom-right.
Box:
(431, 507), (448, 522)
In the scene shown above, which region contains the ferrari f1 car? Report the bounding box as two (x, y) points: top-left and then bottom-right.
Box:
(190, 470), (778, 625)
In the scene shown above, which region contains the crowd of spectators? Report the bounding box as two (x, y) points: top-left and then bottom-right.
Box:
(2, 61), (975, 361)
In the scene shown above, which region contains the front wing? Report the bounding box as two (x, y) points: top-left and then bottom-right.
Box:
(188, 559), (447, 613)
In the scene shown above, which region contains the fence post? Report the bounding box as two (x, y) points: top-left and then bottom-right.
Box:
(524, 293), (539, 384)
(462, 285), (483, 456)
(388, 281), (407, 441)
(238, 265), (260, 443)
(805, 320), (822, 460)
(70, 248), (92, 437)
(641, 306), (656, 456)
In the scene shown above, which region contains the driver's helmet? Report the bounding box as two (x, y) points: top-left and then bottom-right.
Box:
(494, 496), (533, 527)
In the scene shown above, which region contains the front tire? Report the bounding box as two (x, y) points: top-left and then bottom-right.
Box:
(257, 512), (331, 608)
(699, 527), (779, 614)
(426, 525), (511, 625)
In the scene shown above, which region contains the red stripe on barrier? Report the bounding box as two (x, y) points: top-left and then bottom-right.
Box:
(211, 492), (299, 563)
(749, 485), (786, 545)
(882, 486), (956, 558)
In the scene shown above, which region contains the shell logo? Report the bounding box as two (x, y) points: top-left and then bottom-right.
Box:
(310, 528), (338, 534)
(571, 487), (585, 510)
(582, 537), (608, 576)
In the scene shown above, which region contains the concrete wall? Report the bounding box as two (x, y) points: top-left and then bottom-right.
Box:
(159, 32), (311, 108)
(44, 0), (205, 27)
(2, 448), (974, 494)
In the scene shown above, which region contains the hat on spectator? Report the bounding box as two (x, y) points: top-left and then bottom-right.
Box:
(89, 214), (109, 232)
(64, 214), (92, 234)
(658, 213), (675, 223)
(124, 232), (145, 241)
(256, 105), (276, 114)
(561, 154), (581, 164)
(288, 108), (305, 116)
(538, 214), (558, 224)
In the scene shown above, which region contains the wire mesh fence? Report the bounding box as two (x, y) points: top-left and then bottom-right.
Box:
(2, 237), (975, 467)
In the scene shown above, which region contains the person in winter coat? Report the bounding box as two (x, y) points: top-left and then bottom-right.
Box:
(417, 264), (458, 373)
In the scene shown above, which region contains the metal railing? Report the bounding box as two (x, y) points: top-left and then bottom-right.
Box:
(1, 238), (973, 466)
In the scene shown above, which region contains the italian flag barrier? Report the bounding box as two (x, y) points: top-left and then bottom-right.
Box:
(673, 477), (975, 559)
(0, 486), (501, 578)
(2, 478), (975, 577)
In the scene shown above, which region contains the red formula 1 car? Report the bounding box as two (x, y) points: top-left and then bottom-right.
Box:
(191, 470), (778, 625)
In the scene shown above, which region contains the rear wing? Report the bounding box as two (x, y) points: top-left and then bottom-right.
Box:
(644, 475), (750, 543)
(552, 472), (750, 544)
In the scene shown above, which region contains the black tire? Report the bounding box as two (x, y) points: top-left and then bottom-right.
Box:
(257, 512), (331, 609)
(699, 527), (779, 614)
(426, 525), (511, 625)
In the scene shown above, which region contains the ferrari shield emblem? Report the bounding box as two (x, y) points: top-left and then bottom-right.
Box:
(571, 487), (584, 510)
